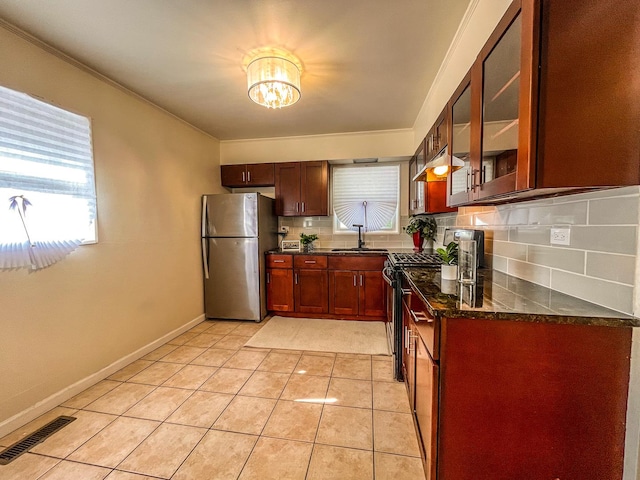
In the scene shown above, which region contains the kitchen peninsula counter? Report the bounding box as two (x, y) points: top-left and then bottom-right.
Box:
(403, 267), (640, 327)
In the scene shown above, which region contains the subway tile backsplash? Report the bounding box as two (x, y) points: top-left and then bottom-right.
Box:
(278, 186), (639, 315)
(441, 186), (639, 315)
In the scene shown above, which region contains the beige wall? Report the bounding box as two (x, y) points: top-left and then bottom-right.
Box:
(0, 26), (222, 431)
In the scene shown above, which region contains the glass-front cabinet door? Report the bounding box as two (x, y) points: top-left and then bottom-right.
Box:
(448, 77), (473, 206)
(409, 139), (426, 215)
(474, 0), (537, 200)
(480, 14), (521, 194)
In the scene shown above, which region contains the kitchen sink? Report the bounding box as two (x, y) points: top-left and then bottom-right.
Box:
(331, 247), (388, 252)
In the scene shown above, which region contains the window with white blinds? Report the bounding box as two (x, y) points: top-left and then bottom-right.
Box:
(332, 164), (400, 234)
(0, 84), (97, 269)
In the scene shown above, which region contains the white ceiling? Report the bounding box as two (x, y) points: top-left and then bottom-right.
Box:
(0, 0), (471, 140)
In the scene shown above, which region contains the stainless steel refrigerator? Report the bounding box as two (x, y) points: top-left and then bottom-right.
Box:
(201, 193), (278, 321)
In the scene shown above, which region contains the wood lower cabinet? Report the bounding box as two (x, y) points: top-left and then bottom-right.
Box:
(266, 254), (294, 312)
(266, 268), (293, 312)
(414, 334), (438, 480)
(266, 252), (385, 320)
(294, 269), (328, 314)
(275, 161), (328, 216)
(402, 278), (633, 480)
(221, 163), (274, 188)
(328, 255), (386, 320)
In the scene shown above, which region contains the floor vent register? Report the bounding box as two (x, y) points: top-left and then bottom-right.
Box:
(0, 416), (76, 465)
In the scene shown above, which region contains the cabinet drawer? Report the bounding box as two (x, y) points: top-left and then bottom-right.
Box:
(267, 254), (293, 268)
(328, 255), (386, 271)
(409, 291), (439, 361)
(294, 255), (327, 269)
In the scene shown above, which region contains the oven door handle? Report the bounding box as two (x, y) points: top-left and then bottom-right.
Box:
(382, 267), (395, 286)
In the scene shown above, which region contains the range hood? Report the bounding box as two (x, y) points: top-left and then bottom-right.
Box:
(412, 149), (464, 182)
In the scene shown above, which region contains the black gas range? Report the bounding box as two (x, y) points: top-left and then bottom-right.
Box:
(383, 229), (485, 381)
(383, 252), (442, 381)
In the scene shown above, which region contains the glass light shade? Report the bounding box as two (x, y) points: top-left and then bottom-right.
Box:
(247, 56), (301, 109)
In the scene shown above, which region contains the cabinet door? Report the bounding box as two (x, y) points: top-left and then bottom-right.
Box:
(425, 181), (456, 214)
(266, 268), (294, 312)
(275, 162), (301, 216)
(415, 336), (438, 480)
(220, 164), (247, 187)
(409, 140), (426, 215)
(537, 0), (640, 188)
(359, 270), (386, 318)
(474, 1), (537, 200)
(294, 269), (328, 313)
(448, 75), (473, 206)
(300, 161), (328, 216)
(402, 296), (416, 409)
(328, 270), (359, 316)
(246, 163), (275, 186)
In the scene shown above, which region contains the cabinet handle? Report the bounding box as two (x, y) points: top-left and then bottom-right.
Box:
(247, 171), (251, 182)
(295, 273), (299, 284)
(302, 202), (305, 212)
(296, 202), (299, 212)
(266, 272), (270, 283)
(410, 310), (434, 324)
(470, 169), (479, 192)
(353, 275), (357, 287)
(359, 274), (363, 286)
(404, 326), (408, 351)
(408, 332), (418, 353)
(466, 170), (471, 192)
(273, 260), (285, 263)
(304, 260), (316, 264)
(242, 171), (246, 182)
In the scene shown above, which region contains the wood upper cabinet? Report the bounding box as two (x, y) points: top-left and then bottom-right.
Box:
(447, 0), (640, 206)
(221, 163), (275, 188)
(447, 74), (474, 206)
(275, 161), (329, 216)
(409, 140), (426, 215)
(411, 106), (457, 214)
(472, 0), (533, 201)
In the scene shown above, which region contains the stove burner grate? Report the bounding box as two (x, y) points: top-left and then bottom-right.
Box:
(389, 252), (442, 267)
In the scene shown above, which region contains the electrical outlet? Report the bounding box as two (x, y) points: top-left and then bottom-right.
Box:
(550, 228), (570, 246)
(279, 226), (289, 234)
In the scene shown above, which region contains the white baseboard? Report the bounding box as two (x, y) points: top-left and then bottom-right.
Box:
(0, 314), (205, 439)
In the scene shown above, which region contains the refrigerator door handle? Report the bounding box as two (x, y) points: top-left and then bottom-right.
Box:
(201, 195), (208, 237)
(202, 238), (210, 279)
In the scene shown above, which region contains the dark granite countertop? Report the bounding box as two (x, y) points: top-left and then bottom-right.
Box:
(404, 267), (640, 327)
(266, 248), (404, 256)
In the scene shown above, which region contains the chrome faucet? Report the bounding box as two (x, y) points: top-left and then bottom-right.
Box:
(353, 224), (365, 249)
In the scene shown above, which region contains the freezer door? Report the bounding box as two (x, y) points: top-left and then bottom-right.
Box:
(203, 193), (258, 238)
(203, 237), (262, 321)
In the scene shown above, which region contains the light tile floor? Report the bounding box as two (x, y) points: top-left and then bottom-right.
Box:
(0, 319), (426, 480)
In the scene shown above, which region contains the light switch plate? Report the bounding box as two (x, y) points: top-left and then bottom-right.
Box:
(550, 228), (571, 246)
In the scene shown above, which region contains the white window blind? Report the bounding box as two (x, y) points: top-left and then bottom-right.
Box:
(0, 85), (97, 270)
(332, 164), (399, 233)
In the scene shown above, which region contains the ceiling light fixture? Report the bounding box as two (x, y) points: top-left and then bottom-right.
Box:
(247, 54), (301, 109)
